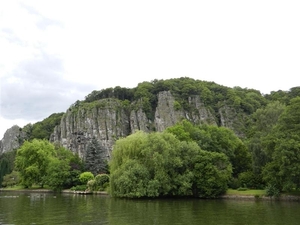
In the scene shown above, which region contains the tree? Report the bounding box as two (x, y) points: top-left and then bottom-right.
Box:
(79, 172), (94, 185)
(0, 149), (17, 187)
(247, 101), (285, 176)
(109, 131), (232, 198)
(44, 145), (83, 191)
(1, 171), (20, 187)
(262, 97), (300, 192)
(166, 120), (251, 177)
(15, 139), (56, 188)
(85, 137), (107, 175)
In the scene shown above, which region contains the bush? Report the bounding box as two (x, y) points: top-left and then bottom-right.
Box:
(87, 179), (96, 191)
(79, 172), (94, 185)
(1, 171), (20, 187)
(70, 185), (87, 191)
(95, 174), (110, 191)
(265, 184), (280, 197)
(228, 177), (240, 189)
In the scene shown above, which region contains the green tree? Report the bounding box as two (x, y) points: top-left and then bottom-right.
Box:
(85, 137), (107, 175)
(79, 171), (94, 185)
(1, 171), (20, 187)
(262, 97), (300, 192)
(109, 131), (232, 198)
(247, 101), (285, 175)
(44, 145), (82, 191)
(0, 149), (17, 187)
(15, 139), (56, 188)
(166, 120), (250, 177)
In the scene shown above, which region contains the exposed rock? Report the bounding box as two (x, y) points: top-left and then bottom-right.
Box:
(154, 91), (217, 132)
(50, 91), (220, 158)
(154, 91), (186, 132)
(0, 125), (23, 154)
(1, 91), (245, 157)
(130, 99), (152, 132)
(219, 104), (246, 137)
(50, 98), (130, 159)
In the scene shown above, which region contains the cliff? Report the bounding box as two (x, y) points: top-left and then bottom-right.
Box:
(0, 125), (23, 155)
(0, 91), (246, 156)
(49, 91), (243, 158)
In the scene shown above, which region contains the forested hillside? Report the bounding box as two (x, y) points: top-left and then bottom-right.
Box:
(1, 77), (299, 196)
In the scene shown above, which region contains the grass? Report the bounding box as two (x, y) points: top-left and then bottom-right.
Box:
(226, 189), (266, 196)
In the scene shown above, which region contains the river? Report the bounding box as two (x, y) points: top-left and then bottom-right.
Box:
(1, 191), (300, 224)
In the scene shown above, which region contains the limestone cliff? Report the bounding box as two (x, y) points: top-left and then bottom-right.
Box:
(50, 91), (219, 158)
(1, 91), (245, 157)
(50, 98), (130, 159)
(0, 125), (23, 154)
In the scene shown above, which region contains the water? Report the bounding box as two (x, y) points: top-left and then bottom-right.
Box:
(1, 191), (300, 225)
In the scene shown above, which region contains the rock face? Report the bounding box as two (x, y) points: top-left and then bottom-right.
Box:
(0, 125), (23, 154)
(50, 98), (130, 159)
(50, 91), (219, 158)
(1, 91), (244, 157)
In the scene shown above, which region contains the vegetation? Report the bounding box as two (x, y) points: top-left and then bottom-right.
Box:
(1, 77), (300, 198)
(85, 137), (108, 175)
(13, 139), (84, 191)
(109, 131), (232, 198)
(19, 113), (64, 143)
(0, 150), (16, 187)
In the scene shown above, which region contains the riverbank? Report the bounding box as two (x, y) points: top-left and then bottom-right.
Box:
(0, 188), (109, 195)
(220, 194), (300, 201)
(1, 188), (300, 201)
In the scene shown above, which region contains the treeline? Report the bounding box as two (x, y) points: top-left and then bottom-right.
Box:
(1, 138), (108, 191)
(82, 77), (270, 120)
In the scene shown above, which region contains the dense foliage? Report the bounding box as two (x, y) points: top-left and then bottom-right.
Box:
(165, 120), (251, 177)
(109, 131), (232, 198)
(0, 150), (16, 187)
(262, 97), (300, 192)
(14, 139), (84, 190)
(20, 113), (64, 143)
(85, 137), (108, 175)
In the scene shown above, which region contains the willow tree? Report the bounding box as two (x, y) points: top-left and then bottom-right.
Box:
(109, 131), (232, 198)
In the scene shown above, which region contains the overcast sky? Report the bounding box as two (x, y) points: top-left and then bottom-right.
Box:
(1, 0), (299, 139)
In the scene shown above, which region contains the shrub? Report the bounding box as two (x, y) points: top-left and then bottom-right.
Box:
(79, 172), (94, 185)
(70, 185), (87, 191)
(265, 184), (280, 197)
(87, 179), (96, 191)
(228, 177), (240, 189)
(95, 174), (110, 191)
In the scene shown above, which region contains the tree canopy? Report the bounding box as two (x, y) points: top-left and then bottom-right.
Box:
(109, 131), (232, 198)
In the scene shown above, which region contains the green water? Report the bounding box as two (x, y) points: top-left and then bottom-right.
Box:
(1, 192), (300, 225)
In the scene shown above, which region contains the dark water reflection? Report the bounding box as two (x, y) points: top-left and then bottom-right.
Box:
(1, 192), (300, 225)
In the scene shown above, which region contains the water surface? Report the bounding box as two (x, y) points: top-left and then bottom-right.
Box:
(1, 192), (300, 225)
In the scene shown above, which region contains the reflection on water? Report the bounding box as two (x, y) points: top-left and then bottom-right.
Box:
(1, 192), (300, 225)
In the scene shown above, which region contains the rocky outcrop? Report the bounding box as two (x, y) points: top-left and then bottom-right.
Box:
(50, 91), (219, 158)
(50, 98), (130, 159)
(0, 125), (23, 154)
(1, 91), (244, 157)
(219, 104), (247, 137)
(154, 91), (216, 132)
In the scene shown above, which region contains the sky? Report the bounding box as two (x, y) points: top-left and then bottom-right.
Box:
(0, 0), (300, 139)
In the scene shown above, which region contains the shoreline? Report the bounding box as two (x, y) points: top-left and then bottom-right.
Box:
(1, 188), (300, 201)
(220, 194), (300, 201)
